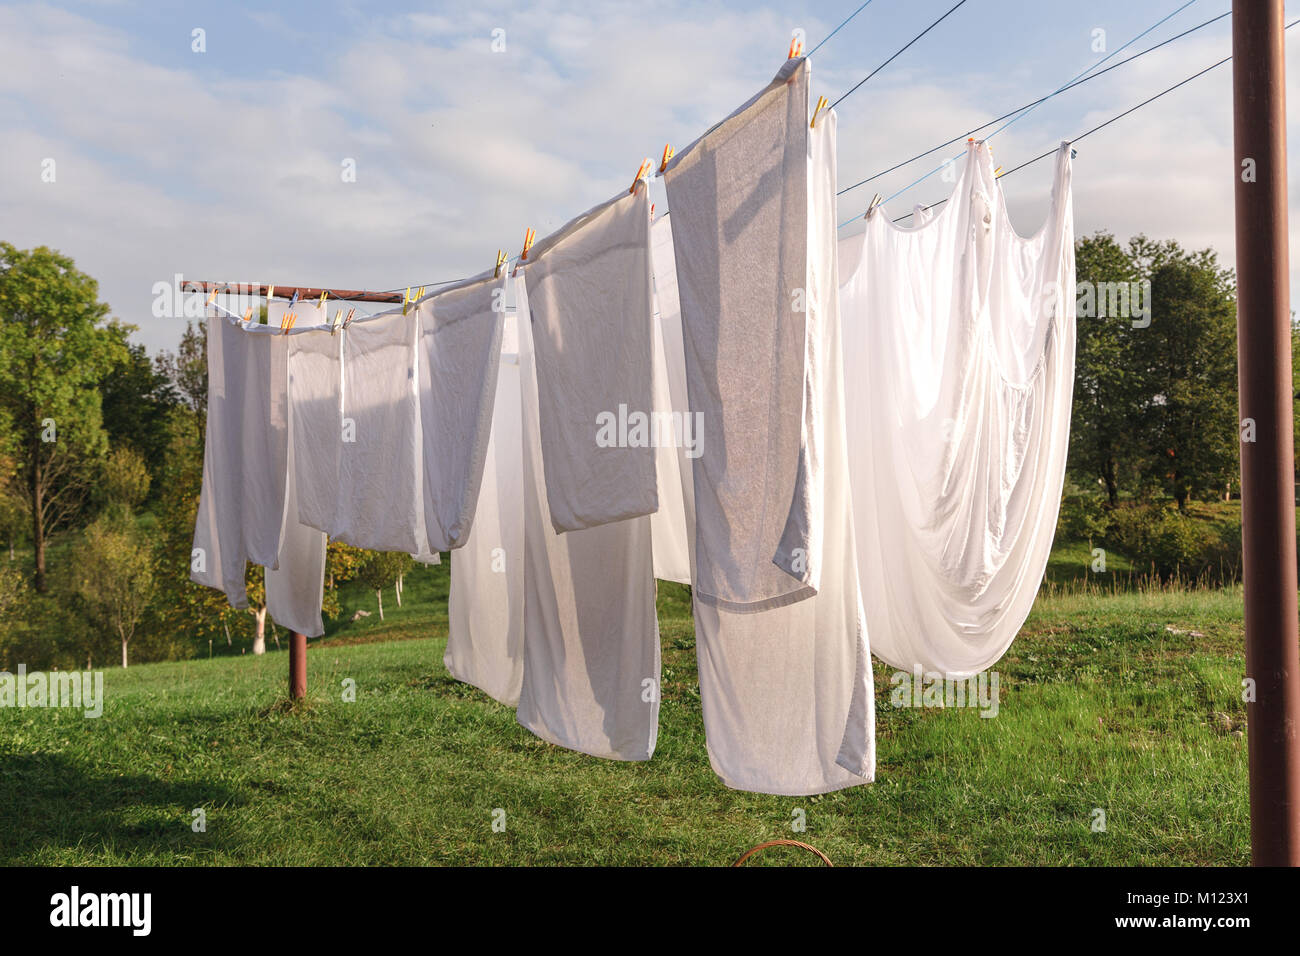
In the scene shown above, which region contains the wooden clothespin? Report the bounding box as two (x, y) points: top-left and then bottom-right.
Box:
(494, 249), (508, 279)
(629, 157), (652, 194)
(789, 35), (803, 59)
(810, 95), (829, 129)
(343, 307), (356, 330)
(659, 144), (674, 174)
(864, 193), (883, 219)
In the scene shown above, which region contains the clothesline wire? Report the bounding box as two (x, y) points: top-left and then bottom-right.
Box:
(807, 0), (877, 56)
(887, 20), (1299, 225)
(835, 8), (1231, 198)
(829, 0), (971, 110)
(852, 0), (1206, 224)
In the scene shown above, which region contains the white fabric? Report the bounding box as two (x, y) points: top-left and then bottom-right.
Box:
(663, 56), (817, 613)
(417, 273), (506, 551)
(191, 313), (288, 608)
(840, 140), (1076, 678)
(335, 311), (425, 554)
(515, 274), (661, 761)
(446, 312), (526, 706)
(525, 187), (657, 533)
(691, 108), (875, 796)
(284, 318), (342, 539)
(267, 300), (329, 637)
(649, 216), (694, 586)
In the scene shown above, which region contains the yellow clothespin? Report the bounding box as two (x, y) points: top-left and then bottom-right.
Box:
(810, 95), (829, 129)
(864, 193), (883, 219)
(318, 289), (328, 310)
(789, 35), (803, 59)
(659, 144), (674, 174)
(629, 158), (651, 194)
(330, 308), (344, 335)
(402, 287), (412, 316)
(494, 249), (508, 279)
(266, 284), (275, 302)
(994, 166), (1004, 178)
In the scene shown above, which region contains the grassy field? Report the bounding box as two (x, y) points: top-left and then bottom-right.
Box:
(0, 555), (1250, 865)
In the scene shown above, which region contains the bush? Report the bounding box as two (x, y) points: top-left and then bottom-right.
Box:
(1055, 491), (1109, 542)
(1103, 502), (1232, 582)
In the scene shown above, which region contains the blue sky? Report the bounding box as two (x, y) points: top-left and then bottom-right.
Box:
(1, 0), (1296, 355)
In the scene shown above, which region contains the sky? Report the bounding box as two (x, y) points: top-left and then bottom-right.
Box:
(0, 0), (1297, 356)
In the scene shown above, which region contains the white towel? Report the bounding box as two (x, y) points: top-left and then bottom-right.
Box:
(649, 215), (695, 586)
(524, 186), (658, 533)
(334, 310), (424, 554)
(840, 141), (1076, 678)
(662, 56), (817, 613)
(446, 312), (526, 706)
(691, 108), (875, 795)
(515, 273), (661, 761)
(190, 313), (289, 608)
(417, 273), (506, 551)
(266, 299), (329, 636)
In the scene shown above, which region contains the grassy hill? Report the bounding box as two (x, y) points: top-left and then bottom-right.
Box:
(0, 573), (1249, 865)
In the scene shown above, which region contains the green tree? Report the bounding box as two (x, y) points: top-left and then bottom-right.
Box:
(102, 446), (152, 514)
(1069, 232), (1141, 505)
(154, 319), (207, 441)
(357, 551), (412, 621)
(1129, 247), (1238, 509)
(72, 514), (156, 668)
(0, 244), (127, 591)
(100, 333), (178, 494)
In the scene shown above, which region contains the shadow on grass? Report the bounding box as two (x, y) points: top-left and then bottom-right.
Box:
(0, 751), (245, 863)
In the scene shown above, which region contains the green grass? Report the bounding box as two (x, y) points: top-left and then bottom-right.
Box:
(0, 564), (1250, 865)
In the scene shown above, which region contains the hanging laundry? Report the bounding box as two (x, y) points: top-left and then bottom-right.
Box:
(266, 298), (330, 637)
(525, 185), (658, 533)
(416, 272), (506, 551)
(514, 273), (661, 761)
(649, 215), (695, 586)
(333, 310), (425, 555)
(840, 140), (1076, 679)
(283, 314), (342, 542)
(688, 105), (875, 795)
(191, 311), (289, 608)
(662, 56), (819, 613)
(446, 310), (526, 707)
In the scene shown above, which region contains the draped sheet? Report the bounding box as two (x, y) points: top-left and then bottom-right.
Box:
(840, 140), (1076, 678)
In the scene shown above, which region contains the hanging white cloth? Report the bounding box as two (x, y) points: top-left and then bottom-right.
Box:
(840, 140), (1076, 679)
(334, 310), (426, 555)
(416, 272), (506, 551)
(689, 106), (875, 796)
(662, 56), (818, 613)
(267, 299), (329, 637)
(191, 312), (289, 608)
(649, 215), (695, 586)
(446, 311), (526, 707)
(515, 273), (661, 761)
(524, 186), (658, 533)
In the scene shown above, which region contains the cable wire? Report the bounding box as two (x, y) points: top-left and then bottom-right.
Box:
(807, 0), (878, 56)
(830, 0), (972, 109)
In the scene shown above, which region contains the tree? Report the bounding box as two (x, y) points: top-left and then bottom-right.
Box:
(72, 514), (156, 668)
(154, 319), (207, 441)
(356, 551), (412, 621)
(100, 333), (178, 494)
(102, 446), (151, 514)
(1069, 232), (1142, 505)
(0, 244), (127, 591)
(1129, 247), (1238, 510)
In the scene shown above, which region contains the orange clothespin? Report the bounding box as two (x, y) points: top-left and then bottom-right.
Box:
(343, 307), (356, 329)
(513, 228), (535, 276)
(810, 95), (829, 129)
(659, 143), (674, 174)
(629, 157), (651, 194)
(789, 35), (803, 59)
(242, 306), (254, 324)
(280, 310), (296, 334)
(206, 285), (220, 306)
(494, 249), (508, 279)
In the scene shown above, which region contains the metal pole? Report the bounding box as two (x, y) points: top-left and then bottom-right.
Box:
(1232, 0), (1300, 866)
(290, 631), (307, 700)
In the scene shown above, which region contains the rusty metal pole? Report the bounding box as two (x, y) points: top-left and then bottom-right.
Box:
(1232, 0), (1300, 866)
(289, 631), (307, 700)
